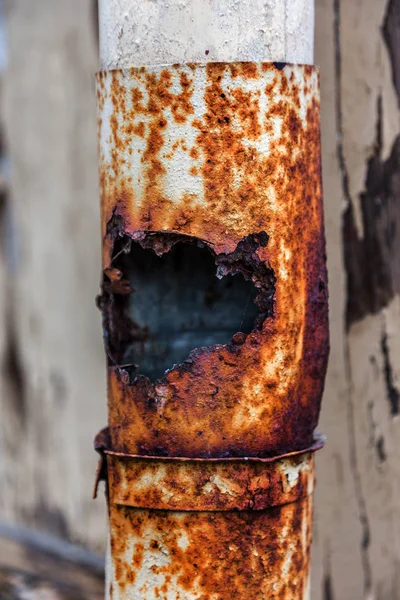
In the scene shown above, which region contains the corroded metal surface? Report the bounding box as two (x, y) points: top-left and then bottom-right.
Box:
(96, 62), (327, 597)
(105, 440), (321, 512)
(108, 501), (312, 599)
(103, 443), (315, 599)
(96, 62), (329, 459)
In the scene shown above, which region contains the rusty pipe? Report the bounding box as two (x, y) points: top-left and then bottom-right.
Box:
(95, 59), (328, 598)
(97, 62), (328, 457)
(94, 429), (323, 599)
(95, 431), (324, 598)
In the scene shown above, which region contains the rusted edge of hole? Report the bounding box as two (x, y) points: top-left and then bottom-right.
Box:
(98, 211), (275, 384)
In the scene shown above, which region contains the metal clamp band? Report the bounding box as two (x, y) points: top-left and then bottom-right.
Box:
(94, 428), (324, 511)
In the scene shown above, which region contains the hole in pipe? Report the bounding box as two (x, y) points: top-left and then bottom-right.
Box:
(105, 238), (260, 381)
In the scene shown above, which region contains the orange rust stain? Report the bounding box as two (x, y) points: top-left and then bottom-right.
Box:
(264, 79), (278, 96)
(131, 87), (146, 113)
(124, 121), (145, 138)
(97, 62), (329, 459)
(132, 542), (144, 570)
(280, 74), (289, 95)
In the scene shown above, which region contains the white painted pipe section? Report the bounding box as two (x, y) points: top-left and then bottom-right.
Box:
(98, 0), (315, 70)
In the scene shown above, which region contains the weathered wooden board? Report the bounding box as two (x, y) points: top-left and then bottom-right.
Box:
(0, 0), (107, 552)
(0, 526), (103, 599)
(312, 0), (400, 598)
